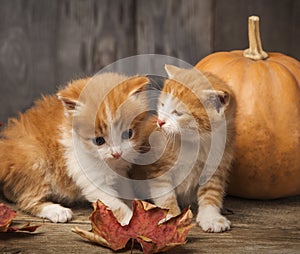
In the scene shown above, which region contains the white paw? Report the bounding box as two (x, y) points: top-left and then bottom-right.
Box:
(158, 213), (176, 225)
(111, 203), (133, 226)
(198, 214), (231, 232)
(119, 209), (133, 226)
(37, 204), (73, 223)
(197, 206), (231, 233)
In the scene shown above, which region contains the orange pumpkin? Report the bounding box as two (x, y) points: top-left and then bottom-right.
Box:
(196, 16), (300, 199)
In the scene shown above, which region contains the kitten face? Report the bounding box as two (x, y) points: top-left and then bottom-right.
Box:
(80, 106), (146, 165)
(58, 74), (149, 168)
(157, 65), (234, 137)
(157, 77), (208, 137)
(157, 91), (196, 135)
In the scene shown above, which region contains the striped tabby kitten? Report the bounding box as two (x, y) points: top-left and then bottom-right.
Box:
(131, 65), (236, 232)
(0, 73), (149, 224)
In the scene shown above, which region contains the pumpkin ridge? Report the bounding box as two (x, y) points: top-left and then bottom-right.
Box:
(219, 57), (247, 75)
(268, 53), (300, 65)
(266, 59), (300, 86)
(261, 63), (286, 130)
(227, 59), (252, 111)
(201, 55), (248, 79)
(199, 51), (233, 64)
(272, 61), (299, 85)
(268, 55), (300, 72)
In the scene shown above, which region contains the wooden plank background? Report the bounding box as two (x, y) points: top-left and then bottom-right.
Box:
(0, 0), (299, 123)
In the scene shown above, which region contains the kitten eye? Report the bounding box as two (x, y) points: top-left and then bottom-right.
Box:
(121, 129), (133, 140)
(172, 110), (183, 116)
(161, 103), (164, 107)
(92, 136), (105, 146)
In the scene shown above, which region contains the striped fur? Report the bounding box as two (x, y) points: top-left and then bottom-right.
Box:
(0, 73), (149, 224)
(131, 66), (236, 232)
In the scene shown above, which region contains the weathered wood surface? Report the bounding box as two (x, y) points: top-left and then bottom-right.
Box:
(0, 0), (136, 123)
(136, 0), (214, 65)
(0, 0), (57, 123)
(0, 0), (299, 123)
(55, 0), (136, 84)
(1, 195), (300, 253)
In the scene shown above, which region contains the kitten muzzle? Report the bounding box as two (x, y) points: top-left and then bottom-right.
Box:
(111, 152), (122, 159)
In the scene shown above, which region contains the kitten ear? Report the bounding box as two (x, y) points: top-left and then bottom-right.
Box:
(201, 89), (230, 114)
(127, 76), (150, 96)
(57, 93), (84, 116)
(56, 79), (87, 116)
(164, 64), (182, 78)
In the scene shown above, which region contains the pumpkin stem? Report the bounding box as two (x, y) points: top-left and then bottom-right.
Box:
(243, 16), (268, 60)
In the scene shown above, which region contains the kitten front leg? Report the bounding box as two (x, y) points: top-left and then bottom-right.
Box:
(16, 195), (73, 223)
(150, 178), (181, 218)
(196, 172), (230, 233)
(2, 178), (74, 223)
(84, 190), (133, 226)
(152, 192), (181, 220)
(197, 204), (230, 233)
(36, 203), (73, 223)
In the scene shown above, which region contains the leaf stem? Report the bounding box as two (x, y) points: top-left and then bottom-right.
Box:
(131, 238), (134, 254)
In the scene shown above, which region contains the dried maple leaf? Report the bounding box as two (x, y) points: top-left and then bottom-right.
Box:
(0, 203), (17, 232)
(0, 203), (40, 233)
(7, 223), (41, 233)
(72, 200), (194, 254)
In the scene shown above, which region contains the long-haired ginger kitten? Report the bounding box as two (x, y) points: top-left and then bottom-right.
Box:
(0, 73), (149, 224)
(131, 65), (236, 232)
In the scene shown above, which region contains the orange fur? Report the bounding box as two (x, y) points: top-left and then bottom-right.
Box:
(130, 66), (236, 232)
(0, 93), (82, 213)
(0, 73), (150, 223)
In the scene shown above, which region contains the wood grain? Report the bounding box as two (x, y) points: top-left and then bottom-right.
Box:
(0, 0), (57, 123)
(0, 0), (300, 123)
(0, 0), (136, 123)
(55, 0), (135, 86)
(136, 0), (214, 65)
(290, 0), (300, 60)
(1, 196), (299, 253)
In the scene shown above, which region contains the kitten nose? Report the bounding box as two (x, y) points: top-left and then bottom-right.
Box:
(157, 119), (166, 127)
(112, 152), (122, 159)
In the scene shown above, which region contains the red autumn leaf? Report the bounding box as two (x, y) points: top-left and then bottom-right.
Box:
(0, 203), (40, 233)
(7, 223), (41, 233)
(0, 203), (17, 232)
(72, 200), (194, 254)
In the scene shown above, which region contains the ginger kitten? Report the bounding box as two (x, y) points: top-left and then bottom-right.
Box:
(131, 65), (236, 232)
(0, 73), (149, 224)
